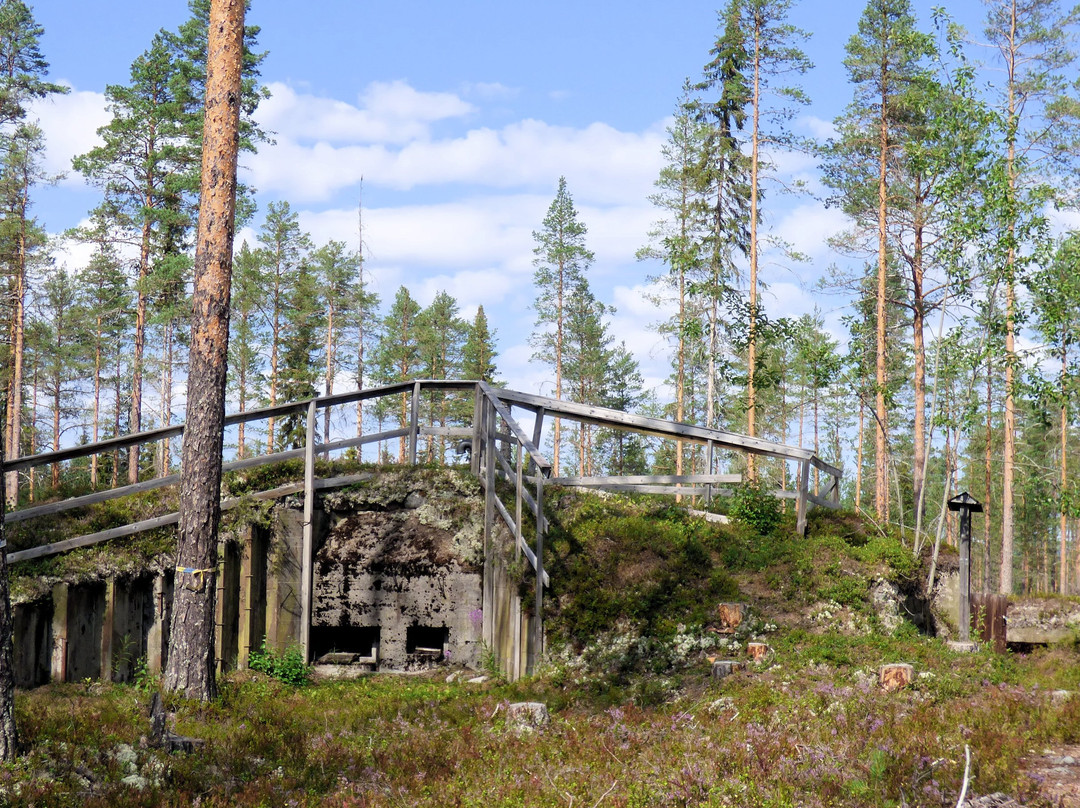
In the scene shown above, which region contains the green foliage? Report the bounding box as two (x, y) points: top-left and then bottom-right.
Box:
(727, 479), (784, 536)
(247, 640), (310, 687)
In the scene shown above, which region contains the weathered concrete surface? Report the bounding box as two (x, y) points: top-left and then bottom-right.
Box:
(313, 475), (485, 670)
(1007, 597), (1080, 644)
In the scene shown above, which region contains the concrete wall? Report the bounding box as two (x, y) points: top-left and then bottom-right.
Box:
(312, 502), (484, 670)
(11, 471), (497, 685)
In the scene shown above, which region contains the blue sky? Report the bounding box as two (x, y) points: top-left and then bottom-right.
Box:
(33, 0), (997, 404)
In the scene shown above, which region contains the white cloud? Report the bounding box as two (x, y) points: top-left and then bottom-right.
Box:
(770, 201), (849, 266)
(30, 86), (110, 182)
(257, 80), (474, 145)
(246, 83), (667, 204)
(798, 114), (836, 141)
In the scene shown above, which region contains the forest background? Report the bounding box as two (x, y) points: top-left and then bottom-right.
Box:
(4, 0), (1080, 597)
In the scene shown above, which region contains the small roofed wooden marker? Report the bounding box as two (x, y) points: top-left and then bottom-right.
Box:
(879, 663), (914, 692)
(948, 492), (983, 645)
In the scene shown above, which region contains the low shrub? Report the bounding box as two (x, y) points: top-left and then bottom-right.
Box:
(247, 641), (310, 686)
(728, 480), (784, 536)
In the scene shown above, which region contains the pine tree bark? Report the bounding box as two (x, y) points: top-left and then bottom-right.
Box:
(0, 397), (19, 757)
(874, 84), (889, 523)
(164, 0), (244, 701)
(746, 8), (762, 481)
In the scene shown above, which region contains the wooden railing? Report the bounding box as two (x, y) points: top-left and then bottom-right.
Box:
(2, 379), (841, 664)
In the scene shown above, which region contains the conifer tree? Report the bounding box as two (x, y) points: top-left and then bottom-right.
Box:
(310, 240), (359, 447)
(228, 241), (264, 457)
(373, 286), (422, 462)
(531, 177), (593, 476)
(825, 0), (932, 522)
(418, 291), (466, 460)
(731, 0), (811, 473)
(983, 0), (1080, 594)
(462, 305), (498, 385)
(165, 0), (246, 701)
(255, 201), (310, 451)
(640, 90), (709, 477)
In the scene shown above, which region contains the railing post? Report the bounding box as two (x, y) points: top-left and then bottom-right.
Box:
(409, 381), (421, 466)
(515, 442), (523, 561)
(533, 473), (544, 673)
(300, 398), (317, 662)
(705, 441), (715, 506)
(482, 398), (496, 651)
(796, 459), (810, 537)
(471, 385), (483, 476)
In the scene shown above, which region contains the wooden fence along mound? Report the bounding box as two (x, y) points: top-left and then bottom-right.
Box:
(2, 380), (842, 675)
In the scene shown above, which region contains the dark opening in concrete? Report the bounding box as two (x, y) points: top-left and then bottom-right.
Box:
(310, 625), (380, 660)
(407, 625), (448, 655)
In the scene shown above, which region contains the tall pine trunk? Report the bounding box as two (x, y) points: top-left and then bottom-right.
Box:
(164, 0), (245, 701)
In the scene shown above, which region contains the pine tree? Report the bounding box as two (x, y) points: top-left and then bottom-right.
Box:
(310, 240), (360, 448)
(599, 342), (650, 475)
(531, 177), (593, 476)
(983, 0), (1080, 594)
(74, 212), (132, 487)
(640, 90), (709, 478)
(72, 34), (190, 484)
(165, 0), (246, 702)
(563, 277), (612, 475)
(373, 287), (422, 462)
(732, 0), (811, 474)
(825, 0), (933, 522)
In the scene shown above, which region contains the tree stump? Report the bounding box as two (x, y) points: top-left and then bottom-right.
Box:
(879, 663), (914, 692)
(747, 642), (769, 661)
(717, 602), (744, 632)
(711, 660), (743, 679)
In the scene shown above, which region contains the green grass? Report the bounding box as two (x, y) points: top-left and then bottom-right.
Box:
(5, 641), (1079, 807)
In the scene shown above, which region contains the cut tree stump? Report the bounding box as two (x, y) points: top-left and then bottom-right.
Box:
(717, 603), (744, 632)
(747, 642), (769, 661)
(711, 660), (744, 679)
(879, 663), (914, 692)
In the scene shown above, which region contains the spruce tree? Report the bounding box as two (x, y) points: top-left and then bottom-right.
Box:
(462, 305), (498, 384)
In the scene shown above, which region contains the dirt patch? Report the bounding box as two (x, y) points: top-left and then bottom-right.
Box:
(1022, 745), (1080, 807)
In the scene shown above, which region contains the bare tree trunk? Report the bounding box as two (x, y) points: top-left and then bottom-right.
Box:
(0, 403), (18, 759)
(130, 219), (151, 485)
(874, 92), (889, 523)
(984, 355), (994, 593)
(3, 188), (27, 508)
(746, 12), (762, 480)
(1061, 345), (1069, 594)
(164, 0), (245, 701)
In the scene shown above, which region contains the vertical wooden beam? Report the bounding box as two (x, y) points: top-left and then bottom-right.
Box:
(300, 398), (317, 662)
(796, 459), (811, 536)
(100, 577), (116, 681)
(533, 474), (544, 673)
(531, 407), (545, 465)
(515, 442), (523, 561)
(145, 573), (167, 675)
(470, 384), (483, 476)
(50, 582), (68, 683)
(409, 380), (421, 466)
(483, 398), (496, 651)
(705, 441), (715, 506)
